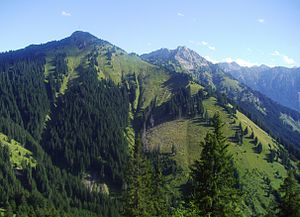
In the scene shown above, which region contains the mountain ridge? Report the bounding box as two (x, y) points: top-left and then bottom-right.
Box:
(218, 61), (300, 112)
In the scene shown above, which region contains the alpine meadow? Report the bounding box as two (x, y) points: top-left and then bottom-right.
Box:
(1, 1), (300, 217)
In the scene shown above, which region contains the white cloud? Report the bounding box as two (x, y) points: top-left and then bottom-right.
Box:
(257, 18), (264, 23)
(236, 58), (257, 67)
(177, 12), (184, 17)
(62, 11), (71, 16)
(204, 55), (217, 64)
(272, 50), (280, 56)
(189, 40), (216, 51)
(224, 57), (233, 63)
(222, 57), (256, 67)
(208, 46), (216, 51)
(283, 55), (295, 65)
(271, 50), (296, 65)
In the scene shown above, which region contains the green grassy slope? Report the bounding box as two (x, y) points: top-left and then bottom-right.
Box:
(146, 96), (290, 216)
(95, 46), (174, 109)
(0, 132), (36, 169)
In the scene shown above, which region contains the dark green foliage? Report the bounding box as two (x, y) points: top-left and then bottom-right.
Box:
(122, 138), (168, 217)
(43, 65), (129, 184)
(254, 137), (258, 145)
(0, 136), (121, 217)
(47, 53), (69, 96)
(244, 126), (248, 135)
(279, 149), (291, 169)
(235, 125), (243, 145)
(187, 113), (241, 216)
(277, 171), (300, 217)
(0, 51), (49, 141)
(0, 48), (125, 216)
(165, 89), (204, 119)
(256, 142), (263, 154)
(268, 149), (277, 163)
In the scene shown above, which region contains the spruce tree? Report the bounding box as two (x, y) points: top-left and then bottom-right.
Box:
(256, 142), (263, 154)
(277, 171), (300, 217)
(189, 113), (241, 217)
(122, 137), (158, 217)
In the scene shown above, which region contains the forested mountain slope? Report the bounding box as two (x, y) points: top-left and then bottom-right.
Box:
(0, 32), (299, 217)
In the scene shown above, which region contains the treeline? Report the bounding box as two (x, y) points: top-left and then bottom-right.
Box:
(165, 88), (204, 119)
(46, 52), (69, 100)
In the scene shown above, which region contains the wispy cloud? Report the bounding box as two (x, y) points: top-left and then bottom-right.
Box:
(271, 50), (295, 65)
(208, 46), (216, 51)
(62, 11), (71, 16)
(189, 40), (216, 51)
(236, 58), (257, 67)
(204, 56), (217, 64)
(257, 18), (264, 23)
(223, 57), (257, 67)
(224, 57), (233, 63)
(177, 12), (184, 17)
(272, 50), (280, 56)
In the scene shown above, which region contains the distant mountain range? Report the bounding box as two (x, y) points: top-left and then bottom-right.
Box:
(218, 62), (300, 112)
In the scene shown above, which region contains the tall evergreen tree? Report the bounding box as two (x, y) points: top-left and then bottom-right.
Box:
(122, 137), (155, 217)
(189, 113), (241, 217)
(277, 171), (300, 217)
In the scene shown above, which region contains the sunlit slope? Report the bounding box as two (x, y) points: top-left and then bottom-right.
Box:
(146, 96), (290, 216)
(0, 132), (36, 169)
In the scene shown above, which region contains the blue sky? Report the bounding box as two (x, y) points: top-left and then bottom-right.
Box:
(1, 0), (299, 67)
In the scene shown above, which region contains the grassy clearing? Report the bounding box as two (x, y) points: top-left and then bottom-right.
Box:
(146, 97), (290, 216)
(187, 81), (203, 95)
(0, 133), (36, 169)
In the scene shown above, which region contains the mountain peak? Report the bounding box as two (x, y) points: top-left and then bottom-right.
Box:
(70, 31), (97, 40)
(141, 46), (210, 72)
(173, 46), (210, 70)
(66, 31), (100, 49)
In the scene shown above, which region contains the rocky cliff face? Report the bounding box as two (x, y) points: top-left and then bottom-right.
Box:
(141, 46), (210, 73)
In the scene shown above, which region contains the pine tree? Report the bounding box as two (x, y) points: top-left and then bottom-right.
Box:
(189, 113), (241, 217)
(277, 171), (300, 217)
(254, 137), (258, 145)
(244, 127), (248, 136)
(122, 137), (156, 217)
(152, 153), (168, 217)
(256, 142), (263, 154)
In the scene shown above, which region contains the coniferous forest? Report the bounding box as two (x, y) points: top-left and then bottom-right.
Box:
(0, 31), (299, 217)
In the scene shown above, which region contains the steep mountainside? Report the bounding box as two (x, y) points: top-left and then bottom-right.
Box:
(219, 62), (300, 112)
(142, 47), (300, 158)
(0, 32), (299, 216)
